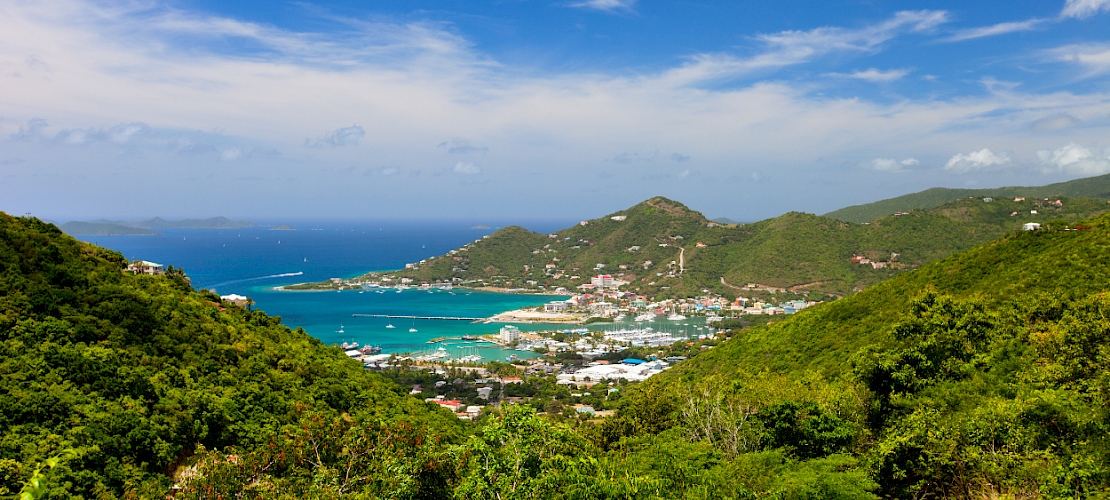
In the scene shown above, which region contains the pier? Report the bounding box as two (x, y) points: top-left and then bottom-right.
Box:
(352, 314), (486, 321)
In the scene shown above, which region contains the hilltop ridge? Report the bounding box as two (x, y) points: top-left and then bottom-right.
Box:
(824, 172), (1110, 223)
(364, 194), (1110, 296)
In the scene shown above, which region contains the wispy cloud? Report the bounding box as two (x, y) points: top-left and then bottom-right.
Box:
(439, 138), (489, 154)
(1061, 0), (1110, 18)
(944, 18), (1045, 42)
(1046, 43), (1110, 76)
(828, 68), (910, 82)
(305, 126), (365, 148)
(659, 10), (946, 86)
(453, 161), (481, 174)
(1031, 113), (1081, 131)
(568, 0), (636, 12)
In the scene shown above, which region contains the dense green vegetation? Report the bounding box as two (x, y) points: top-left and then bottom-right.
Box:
(11, 207), (1110, 498)
(57, 221), (159, 236)
(602, 212), (1110, 498)
(391, 195), (1109, 296)
(0, 214), (459, 497)
(824, 172), (1110, 223)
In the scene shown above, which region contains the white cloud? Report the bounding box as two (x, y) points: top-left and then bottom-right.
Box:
(1031, 113), (1081, 131)
(1046, 43), (1110, 76)
(305, 126), (365, 148)
(944, 18), (1044, 42)
(944, 149), (1011, 173)
(453, 161), (480, 175)
(440, 138), (489, 154)
(830, 68), (910, 82)
(220, 148), (243, 161)
(867, 157), (919, 172)
(7, 1), (1110, 220)
(659, 10), (946, 86)
(1061, 0), (1110, 18)
(677, 168), (690, 178)
(568, 0), (636, 11)
(1037, 143), (1110, 175)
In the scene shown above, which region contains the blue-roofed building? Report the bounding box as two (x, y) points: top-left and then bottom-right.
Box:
(621, 358), (645, 365)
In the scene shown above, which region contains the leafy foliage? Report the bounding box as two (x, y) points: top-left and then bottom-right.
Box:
(0, 214), (459, 497)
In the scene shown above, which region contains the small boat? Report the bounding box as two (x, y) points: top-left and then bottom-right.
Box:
(667, 313), (687, 321)
(340, 340), (358, 349)
(386, 322), (395, 329)
(337, 325), (345, 334)
(409, 327), (418, 333)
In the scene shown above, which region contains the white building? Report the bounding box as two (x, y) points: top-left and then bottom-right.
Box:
(591, 275), (615, 288)
(127, 260), (164, 275)
(500, 325), (521, 343)
(1023, 222), (1041, 231)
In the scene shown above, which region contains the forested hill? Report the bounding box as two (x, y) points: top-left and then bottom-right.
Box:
(389, 195), (1110, 296)
(824, 172), (1110, 223)
(602, 212), (1110, 497)
(0, 214), (461, 497)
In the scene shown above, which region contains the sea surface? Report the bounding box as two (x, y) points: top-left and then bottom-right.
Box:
(78, 220), (714, 361)
(78, 220), (577, 361)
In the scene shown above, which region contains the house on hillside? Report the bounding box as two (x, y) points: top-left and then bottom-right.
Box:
(127, 260), (164, 275)
(1023, 223), (1041, 231)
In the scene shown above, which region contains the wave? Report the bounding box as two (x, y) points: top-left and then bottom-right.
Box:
(210, 271), (303, 289)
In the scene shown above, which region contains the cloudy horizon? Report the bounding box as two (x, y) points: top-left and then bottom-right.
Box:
(3, 0), (1110, 222)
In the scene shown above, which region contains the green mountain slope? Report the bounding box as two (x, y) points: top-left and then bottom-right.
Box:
(0, 214), (460, 497)
(58, 221), (160, 236)
(388, 195), (1109, 296)
(825, 172), (1110, 223)
(605, 213), (1110, 497)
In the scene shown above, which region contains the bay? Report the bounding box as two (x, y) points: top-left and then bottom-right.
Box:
(77, 220), (575, 361)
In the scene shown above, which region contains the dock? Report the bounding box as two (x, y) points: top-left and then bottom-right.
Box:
(352, 314), (486, 321)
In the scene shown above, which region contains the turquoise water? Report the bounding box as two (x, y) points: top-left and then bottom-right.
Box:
(78, 220), (572, 360)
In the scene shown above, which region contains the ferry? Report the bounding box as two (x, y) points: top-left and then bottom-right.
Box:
(340, 341), (359, 349)
(359, 345), (382, 355)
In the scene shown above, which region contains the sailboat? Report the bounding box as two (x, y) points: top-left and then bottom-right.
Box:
(386, 321), (395, 329)
(409, 320), (418, 333)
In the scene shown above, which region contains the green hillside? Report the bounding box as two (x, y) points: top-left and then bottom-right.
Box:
(825, 173), (1110, 223)
(384, 195), (1109, 296)
(58, 221), (160, 236)
(0, 214), (460, 497)
(600, 213), (1110, 498)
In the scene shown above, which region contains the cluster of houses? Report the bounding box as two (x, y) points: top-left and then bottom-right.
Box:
(849, 254), (898, 270)
(556, 358), (671, 385)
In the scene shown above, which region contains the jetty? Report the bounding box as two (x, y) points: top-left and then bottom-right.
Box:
(352, 313), (485, 321)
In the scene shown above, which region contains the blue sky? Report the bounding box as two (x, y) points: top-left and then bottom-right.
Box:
(2, 0), (1110, 222)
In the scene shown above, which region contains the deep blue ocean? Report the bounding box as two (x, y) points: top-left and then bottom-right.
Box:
(77, 220), (577, 361)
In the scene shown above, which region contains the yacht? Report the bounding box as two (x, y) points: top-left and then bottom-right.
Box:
(386, 322), (395, 329)
(667, 313), (687, 321)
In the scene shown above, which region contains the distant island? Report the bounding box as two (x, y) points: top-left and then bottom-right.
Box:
(271, 225), (295, 231)
(78, 216), (260, 229)
(471, 225), (491, 229)
(58, 221), (160, 236)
